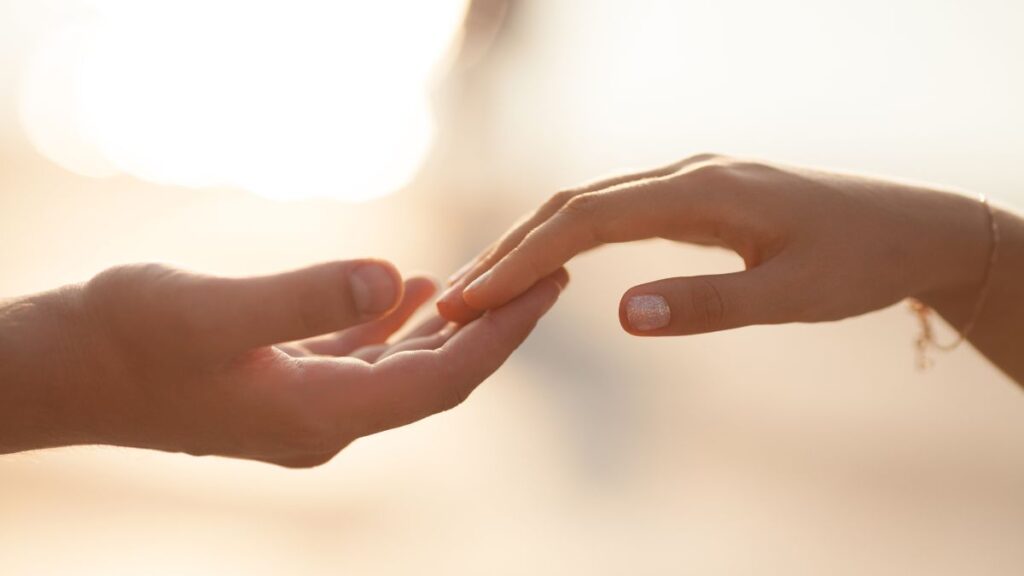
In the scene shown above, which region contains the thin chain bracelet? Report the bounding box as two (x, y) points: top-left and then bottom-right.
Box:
(909, 194), (1000, 370)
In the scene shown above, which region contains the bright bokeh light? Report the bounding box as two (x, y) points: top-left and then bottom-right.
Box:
(18, 0), (468, 201)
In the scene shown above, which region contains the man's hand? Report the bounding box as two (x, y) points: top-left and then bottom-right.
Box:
(0, 260), (566, 467)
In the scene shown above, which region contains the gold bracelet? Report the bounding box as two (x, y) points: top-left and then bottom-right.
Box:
(909, 194), (1000, 369)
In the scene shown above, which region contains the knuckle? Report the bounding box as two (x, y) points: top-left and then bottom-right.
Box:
(554, 192), (609, 244)
(83, 263), (190, 352)
(548, 189), (579, 208)
(685, 161), (733, 184)
(687, 152), (725, 164)
(726, 159), (772, 180)
(560, 192), (599, 218)
(82, 269), (128, 323)
(687, 279), (727, 331)
(683, 163), (750, 213)
(85, 263), (168, 308)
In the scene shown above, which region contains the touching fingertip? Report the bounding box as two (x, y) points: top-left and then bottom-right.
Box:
(463, 269), (493, 300)
(436, 296), (482, 324)
(538, 279), (563, 314)
(407, 275), (440, 296)
(435, 297), (457, 320)
(438, 283), (460, 305)
(552, 268), (570, 290)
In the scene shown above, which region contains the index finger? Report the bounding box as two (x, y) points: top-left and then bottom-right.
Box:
(437, 155), (713, 323)
(462, 174), (714, 311)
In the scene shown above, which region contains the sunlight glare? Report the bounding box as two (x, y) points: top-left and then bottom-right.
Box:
(19, 0), (468, 201)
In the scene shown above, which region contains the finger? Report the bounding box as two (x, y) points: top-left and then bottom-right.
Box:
(446, 154), (710, 288)
(438, 207), (568, 323)
(185, 259), (404, 360)
(276, 342), (313, 358)
(397, 313), (450, 341)
(619, 264), (798, 336)
(375, 327), (457, 361)
(462, 173), (721, 311)
(348, 330), (447, 363)
(351, 270), (565, 435)
(298, 276), (437, 356)
(437, 154), (717, 322)
(349, 343), (390, 363)
(446, 246), (494, 285)
(358, 314), (455, 362)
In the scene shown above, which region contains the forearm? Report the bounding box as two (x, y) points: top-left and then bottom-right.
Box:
(0, 286), (100, 453)
(924, 205), (1024, 385)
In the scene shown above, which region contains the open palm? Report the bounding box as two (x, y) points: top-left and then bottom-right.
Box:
(77, 260), (566, 467)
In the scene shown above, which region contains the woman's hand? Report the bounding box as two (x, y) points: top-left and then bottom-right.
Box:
(437, 153), (1024, 381)
(0, 260), (566, 467)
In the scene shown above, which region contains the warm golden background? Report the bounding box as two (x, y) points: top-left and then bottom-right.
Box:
(2, 1), (1023, 574)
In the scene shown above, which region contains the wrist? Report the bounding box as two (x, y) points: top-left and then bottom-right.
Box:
(920, 202), (1022, 331)
(909, 189), (993, 308)
(0, 285), (110, 452)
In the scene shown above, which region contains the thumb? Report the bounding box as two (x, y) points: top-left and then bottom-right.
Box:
(618, 265), (795, 336)
(195, 259), (403, 358)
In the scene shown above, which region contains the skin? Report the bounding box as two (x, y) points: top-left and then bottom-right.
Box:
(0, 260), (568, 467)
(438, 153), (1024, 385)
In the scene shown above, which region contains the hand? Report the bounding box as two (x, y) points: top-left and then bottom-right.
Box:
(0, 260), (566, 467)
(438, 154), (992, 337)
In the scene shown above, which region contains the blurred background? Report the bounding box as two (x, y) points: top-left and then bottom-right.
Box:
(2, 0), (1024, 573)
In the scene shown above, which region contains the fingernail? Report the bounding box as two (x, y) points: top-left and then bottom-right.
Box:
(349, 264), (398, 315)
(626, 294), (671, 331)
(464, 269), (493, 295)
(437, 284), (459, 306)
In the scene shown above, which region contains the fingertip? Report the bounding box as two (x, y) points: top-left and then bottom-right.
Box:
(539, 274), (565, 311)
(464, 265), (568, 312)
(616, 287), (671, 336)
(552, 267), (570, 290)
(460, 287), (487, 311)
(462, 265), (504, 307)
(404, 275), (440, 299)
(436, 291), (484, 324)
(349, 259), (404, 317)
